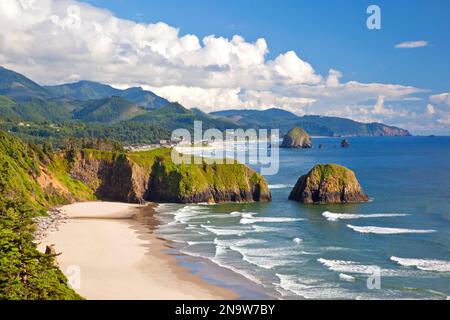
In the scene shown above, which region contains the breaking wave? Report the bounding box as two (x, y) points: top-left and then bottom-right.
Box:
(240, 216), (304, 225)
(268, 184), (293, 189)
(322, 211), (409, 221)
(347, 225), (436, 234)
(391, 256), (450, 272)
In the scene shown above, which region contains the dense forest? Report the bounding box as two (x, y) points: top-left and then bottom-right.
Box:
(0, 121), (171, 149)
(0, 131), (87, 299)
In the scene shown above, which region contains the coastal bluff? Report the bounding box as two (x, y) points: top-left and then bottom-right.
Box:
(68, 148), (272, 204)
(0, 129), (271, 210)
(280, 127), (312, 148)
(288, 164), (369, 204)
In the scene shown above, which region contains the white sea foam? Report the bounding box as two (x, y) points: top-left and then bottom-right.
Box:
(274, 274), (355, 299)
(323, 211), (409, 221)
(186, 241), (211, 246)
(318, 258), (381, 274)
(215, 245), (228, 257)
(240, 216), (304, 225)
(293, 237), (302, 244)
(241, 212), (257, 219)
(317, 258), (419, 277)
(347, 225), (436, 234)
(200, 224), (250, 236)
(339, 273), (356, 282)
(214, 238), (266, 247)
(391, 256), (450, 272)
(268, 184), (293, 189)
(172, 206), (203, 223)
(251, 225), (283, 233)
(211, 244), (263, 285)
(179, 245), (264, 285)
(211, 257), (263, 285)
(230, 246), (298, 270)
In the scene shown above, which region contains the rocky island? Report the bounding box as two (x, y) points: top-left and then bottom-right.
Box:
(288, 164), (369, 204)
(341, 139), (350, 148)
(280, 127), (312, 148)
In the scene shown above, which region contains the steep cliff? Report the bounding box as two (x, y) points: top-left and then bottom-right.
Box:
(289, 164), (369, 204)
(0, 131), (94, 212)
(67, 148), (271, 204)
(146, 152), (271, 203)
(1, 130), (270, 208)
(67, 149), (148, 203)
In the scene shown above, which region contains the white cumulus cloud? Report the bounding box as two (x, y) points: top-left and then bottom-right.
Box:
(0, 0), (445, 133)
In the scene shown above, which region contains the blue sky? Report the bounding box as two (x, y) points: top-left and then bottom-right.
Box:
(84, 0), (450, 92)
(1, 0), (449, 133)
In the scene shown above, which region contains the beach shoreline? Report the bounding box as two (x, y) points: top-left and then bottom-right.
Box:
(37, 201), (238, 300)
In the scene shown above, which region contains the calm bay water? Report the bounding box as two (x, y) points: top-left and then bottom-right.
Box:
(155, 136), (450, 299)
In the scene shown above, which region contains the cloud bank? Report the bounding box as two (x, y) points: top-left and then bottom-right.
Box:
(0, 0), (447, 133)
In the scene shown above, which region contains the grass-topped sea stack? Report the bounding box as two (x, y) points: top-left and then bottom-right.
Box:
(280, 127), (312, 148)
(289, 164), (369, 204)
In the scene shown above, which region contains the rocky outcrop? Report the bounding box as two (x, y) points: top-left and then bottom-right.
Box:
(146, 155), (271, 204)
(366, 123), (411, 137)
(68, 149), (271, 204)
(341, 139), (350, 148)
(289, 164), (369, 204)
(281, 127), (312, 148)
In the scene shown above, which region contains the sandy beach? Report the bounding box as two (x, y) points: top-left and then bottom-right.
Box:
(37, 201), (237, 300)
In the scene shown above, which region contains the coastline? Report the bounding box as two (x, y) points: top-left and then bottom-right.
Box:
(37, 201), (238, 300)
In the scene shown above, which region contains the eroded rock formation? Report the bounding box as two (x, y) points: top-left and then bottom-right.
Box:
(289, 164), (368, 204)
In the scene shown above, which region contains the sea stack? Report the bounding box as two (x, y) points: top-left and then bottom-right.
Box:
(341, 139), (350, 148)
(288, 164), (369, 204)
(280, 127), (312, 148)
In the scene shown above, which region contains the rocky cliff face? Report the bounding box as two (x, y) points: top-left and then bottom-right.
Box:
(68, 150), (148, 203)
(289, 164), (368, 204)
(281, 127), (312, 148)
(68, 148), (271, 204)
(366, 123), (411, 137)
(147, 155), (271, 203)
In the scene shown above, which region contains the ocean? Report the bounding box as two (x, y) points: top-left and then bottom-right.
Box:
(155, 136), (450, 299)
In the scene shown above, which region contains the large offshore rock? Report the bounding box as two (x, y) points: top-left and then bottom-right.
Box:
(289, 164), (369, 204)
(280, 127), (312, 148)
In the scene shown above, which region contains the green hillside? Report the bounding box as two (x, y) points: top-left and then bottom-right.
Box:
(0, 66), (412, 142)
(211, 109), (411, 137)
(0, 66), (51, 101)
(0, 131), (89, 299)
(74, 96), (146, 123)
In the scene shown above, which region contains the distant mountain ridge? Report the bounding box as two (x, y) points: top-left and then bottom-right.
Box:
(0, 66), (411, 137)
(74, 96), (146, 123)
(0, 66), (52, 101)
(211, 108), (411, 137)
(44, 80), (169, 109)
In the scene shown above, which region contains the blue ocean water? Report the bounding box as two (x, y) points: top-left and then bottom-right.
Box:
(155, 136), (450, 299)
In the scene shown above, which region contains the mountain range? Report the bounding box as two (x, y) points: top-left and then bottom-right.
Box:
(210, 109), (411, 137)
(0, 66), (411, 141)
